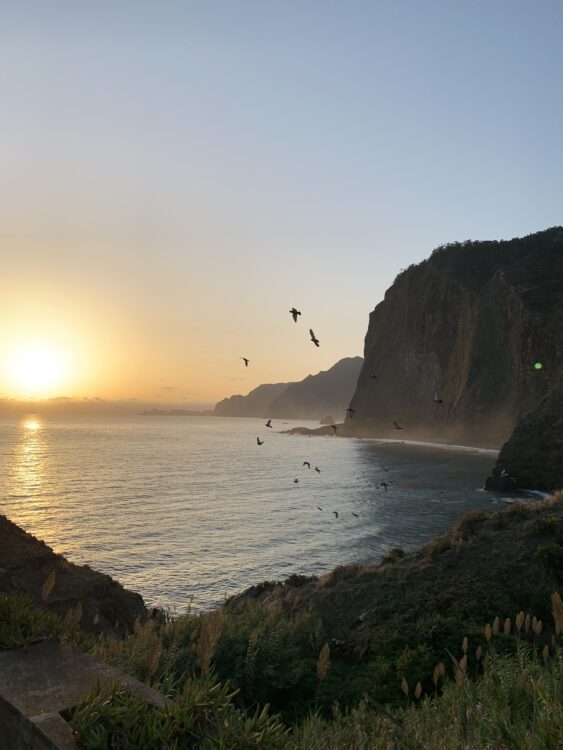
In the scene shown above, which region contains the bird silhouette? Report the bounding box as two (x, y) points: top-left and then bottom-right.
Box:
(331, 424), (338, 434)
(303, 461), (311, 469)
(333, 511), (339, 518)
(368, 372), (379, 380)
(346, 408), (356, 418)
(265, 419), (272, 428)
(352, 512), (359, 517)
(380, 481), (390, 491)
(314, 466), (321, 473)
(317, 506), (323, 511)
(432, 390), (444, 404)
(289, 307), (302, 322)
(393, 421), (404, 430)
(241, 357), (249, 367)
(293, 478), (299, 483)
(256, 437), (264, 445)
(309, 329), (320, 347)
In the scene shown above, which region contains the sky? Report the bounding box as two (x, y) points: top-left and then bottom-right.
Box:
(1, 0), (562, 406)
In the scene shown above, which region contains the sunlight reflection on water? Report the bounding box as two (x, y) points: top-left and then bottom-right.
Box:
(0, 415), (505, 612)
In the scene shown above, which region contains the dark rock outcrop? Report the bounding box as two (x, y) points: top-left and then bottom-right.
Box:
(485, 386), (563, 492)
(346, 228), (563, 446)
(0, 515), (149, 637)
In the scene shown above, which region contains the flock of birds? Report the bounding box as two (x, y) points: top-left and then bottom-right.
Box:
(239, 306), (446, 520)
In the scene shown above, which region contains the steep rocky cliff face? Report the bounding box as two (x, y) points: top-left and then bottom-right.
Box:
(346, 228), (563, 446)
(485, 385), (563, 491)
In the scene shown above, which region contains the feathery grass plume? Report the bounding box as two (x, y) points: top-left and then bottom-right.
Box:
(475, 645), (482, 662)
(147, 636), (163, 678)
(492, 616), (500, 635)
(92, 613), (100, 626)
(459, 655), (467, 673)
(533, 619), (543, 635)
(552, 592), (563, 635)
(433, 661), (446, 687)
(195, 610), (223, 676)
(532, 616), (538, 632)
(462, 636), (468, 654)
(542, 645), (550, 664)
(503, 618), (511, 636)
(414, 681), (422, 699)
(64, 601), (83, 628)
(484, 623), (492, 642)
(41, 570), (56, 602)
(515, 611), (525, 633)
(525, 613), (531, 634)
(316, 643), (331, 681)
(401, 676), (409, 697)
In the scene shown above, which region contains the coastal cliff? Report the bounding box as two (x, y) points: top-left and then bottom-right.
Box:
(345, 228), (563, 446)
(213, 357), (363, 421)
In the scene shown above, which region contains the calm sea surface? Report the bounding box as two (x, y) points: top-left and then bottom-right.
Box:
(0, 414), (510, 612)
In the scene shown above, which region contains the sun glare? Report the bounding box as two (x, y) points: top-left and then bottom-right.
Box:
(7, 345), (68, 396)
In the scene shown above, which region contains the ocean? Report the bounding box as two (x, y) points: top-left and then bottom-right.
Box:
(0, 414), (512, 613)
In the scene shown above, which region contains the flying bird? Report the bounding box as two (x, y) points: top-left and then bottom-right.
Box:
(352, 512), (359, 517)
(393, 421), (404, 430)
(368, 372), (379, 380)
(309, 329), (320, 347)
(346, 408), (356, 418)
(256, 437), (264, 445)
(303, 461), (311, 469)
(432, 390), (444, 404)
(380, 481), (390, 491)
(293, 478), (299, 483)
(317, 506), (323, 511)
(241, 357), (249, 367)
(314, 466), (321, 473)
(289, 307), (302, 322)
(265, 419), (272, 428)
(333, 511), (339, 518)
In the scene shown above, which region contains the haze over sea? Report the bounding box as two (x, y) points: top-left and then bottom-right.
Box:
(0, 414), (511, 612)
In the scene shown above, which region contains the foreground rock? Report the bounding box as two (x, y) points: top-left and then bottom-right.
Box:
(0, 515), (148, 637)
(485, 386), (563, 492)
(346, 227), (563, 446)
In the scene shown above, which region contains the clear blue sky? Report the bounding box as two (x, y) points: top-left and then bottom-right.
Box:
(1, 1), (562, 404)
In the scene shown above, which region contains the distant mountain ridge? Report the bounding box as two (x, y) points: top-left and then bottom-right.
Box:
(213, 357), (363, 421)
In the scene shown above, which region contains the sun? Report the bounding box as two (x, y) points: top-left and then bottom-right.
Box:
(7, 345), (68, 396)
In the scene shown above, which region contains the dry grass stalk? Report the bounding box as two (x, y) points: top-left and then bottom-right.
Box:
(492, 616), (500, 635)
(93, 613), (100, 626)
(41, 570), (56, 602)
(462, 636), (468, 654)
(542, 645), (550, 664)
(524, 613), (531, 634)
(414, 681), (422, 699)
(484, 623), (492, 642)
(533, 618), (543, 636)
(147, 637), (163, 677)
(401, 676), (409, 697)
(195, 611), (223, 676)
(433, 661), (446, 686)
(316, 643), (331, 681)
(64, 601), (83, 628)
(475, 645), (482, 661)
(459, 654), (467, 673)
(515, 611), (525, 633)
(503, 617), (511, 636)
(551, 592), (563, 635)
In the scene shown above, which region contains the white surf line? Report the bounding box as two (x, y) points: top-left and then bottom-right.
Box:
(359, 437), (499, 456)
